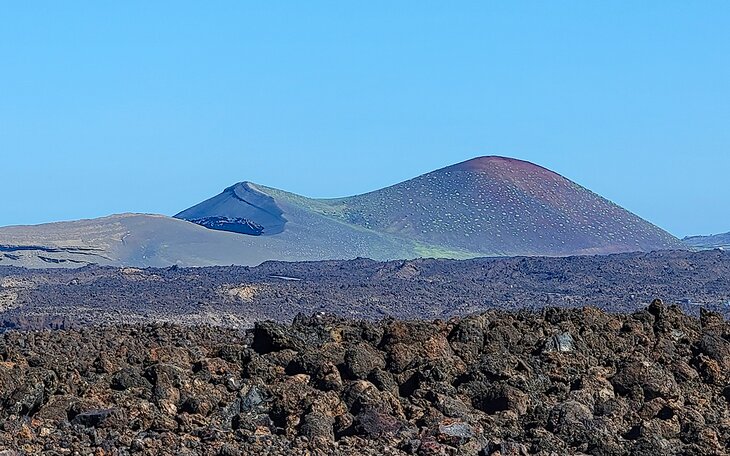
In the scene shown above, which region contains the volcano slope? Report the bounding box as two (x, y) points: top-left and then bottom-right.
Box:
(0, 213), (416, 269)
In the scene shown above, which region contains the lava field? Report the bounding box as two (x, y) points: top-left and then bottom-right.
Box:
(1, 250), (729, 331)
(2, 301), (730, 454)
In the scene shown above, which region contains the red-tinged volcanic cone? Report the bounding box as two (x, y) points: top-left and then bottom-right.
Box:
(176, 156), (683, 258)
(336, 156), (682, 256)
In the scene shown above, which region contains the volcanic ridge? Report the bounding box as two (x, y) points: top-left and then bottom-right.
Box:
(175, 156), (682, 257)
(0, 156), (684, 268)
(684, 232), (730, 251)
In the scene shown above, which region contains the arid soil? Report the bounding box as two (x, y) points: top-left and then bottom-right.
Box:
(2, 301), (730, 455)
(1, 250), (730, 331)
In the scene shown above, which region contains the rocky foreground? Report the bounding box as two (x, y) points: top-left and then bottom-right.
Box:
(2, 301), (730, 455)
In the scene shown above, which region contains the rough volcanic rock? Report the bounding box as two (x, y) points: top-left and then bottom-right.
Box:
(1, 304), (730, 454)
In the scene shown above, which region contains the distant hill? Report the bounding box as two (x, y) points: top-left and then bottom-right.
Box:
(0, 213), (416, 268)
(177, 156), (683, 257)
(0, 156), (684, 268)
(683, 232), (730, 250)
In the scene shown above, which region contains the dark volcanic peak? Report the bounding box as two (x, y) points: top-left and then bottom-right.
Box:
(175, 182), (287, 236)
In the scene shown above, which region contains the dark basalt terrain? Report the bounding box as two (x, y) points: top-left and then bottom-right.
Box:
(2, 301), (730, 454)
(1, 250), (729, 332)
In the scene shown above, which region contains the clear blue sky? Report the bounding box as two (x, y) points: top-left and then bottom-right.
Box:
(1, 2), (728, 237)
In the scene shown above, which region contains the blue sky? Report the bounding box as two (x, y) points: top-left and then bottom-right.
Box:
(1, 2), (728, 237)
